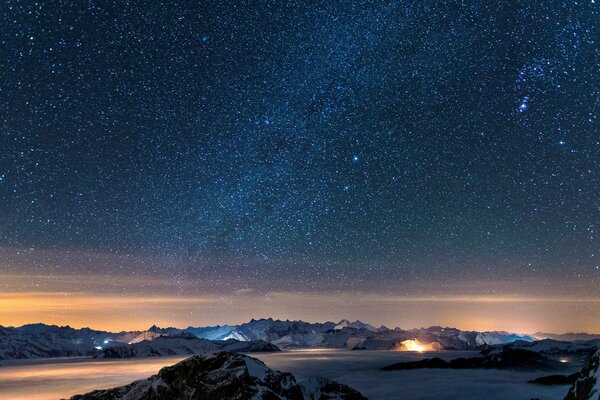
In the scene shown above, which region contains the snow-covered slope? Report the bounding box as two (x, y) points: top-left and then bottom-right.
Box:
(221, 318), (337, 348)
(96, 335), (280, 358)
(125, 330), (164, 344)
(409, 326), (534, 349)
(564, 349), (600, 400)
(96, 335), (221, 358)
(0, 319), (548, 360)
(214, 319), (534, 350)
(185, 324), (238, 340)
(334, 320), (377, 332)
(69, 352), (367, 400)
(0, 324), (123, 359)
(345, 326), (534, 351)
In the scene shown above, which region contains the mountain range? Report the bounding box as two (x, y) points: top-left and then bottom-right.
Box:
(2, 318), (594, 361)
(96, 334), (280, 358)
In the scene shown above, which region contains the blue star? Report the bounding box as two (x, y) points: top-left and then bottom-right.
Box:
(352, 155), (360, 163)
(518, 96), (529, 112)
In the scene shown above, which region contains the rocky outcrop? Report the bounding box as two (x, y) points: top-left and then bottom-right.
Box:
(69, 352), (367, 400)
(564, 350), (600, 400)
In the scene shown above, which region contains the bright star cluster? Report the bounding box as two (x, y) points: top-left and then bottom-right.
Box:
(0, 1), (599, 301)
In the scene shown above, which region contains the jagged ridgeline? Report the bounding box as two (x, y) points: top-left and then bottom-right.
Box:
(0, 318), (546, 360)
(67, 352), (367, 400)
(564, 350), (600, 400)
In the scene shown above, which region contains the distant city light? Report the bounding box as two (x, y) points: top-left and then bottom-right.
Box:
(394, 339), (438, 352)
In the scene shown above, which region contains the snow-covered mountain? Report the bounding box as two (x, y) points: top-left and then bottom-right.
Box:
(407, 326), (534, 349)
(97, 334), (218, 358)
(334, 319), (378, 332)
(564, 349), (600, 400)
(201, 319), (535, 350)
(0, 319), (571, 360)
(326, 325), (535, 351)
(68, 352), (367, 400)
(146, 325), (182, 335)
(96, 334), (280, 358)
(219, 318), (337, 348)
(0, 324), (124, 359)
(185, 324), (238, 340)
(125, 330), (164, 344)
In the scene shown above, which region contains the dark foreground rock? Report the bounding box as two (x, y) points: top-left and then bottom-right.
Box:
(69, 351), (367, 400)
(564, 349), (600, 400)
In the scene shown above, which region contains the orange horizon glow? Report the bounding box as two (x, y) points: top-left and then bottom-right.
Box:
(2, 282), (600, 334)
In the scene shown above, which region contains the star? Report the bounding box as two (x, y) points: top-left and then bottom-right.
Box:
(517, 96), (529, 112)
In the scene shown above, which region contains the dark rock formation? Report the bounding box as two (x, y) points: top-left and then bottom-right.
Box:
(69, 352), (367, 400)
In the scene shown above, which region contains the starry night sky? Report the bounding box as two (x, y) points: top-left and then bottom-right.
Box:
(1, 1), (600, 330)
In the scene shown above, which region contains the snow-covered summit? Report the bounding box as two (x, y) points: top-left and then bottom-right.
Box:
(219, 318), (337, 348)
(334, 320), (378, 332)
(69, 352), (367, 400)
(2, 319), (586, 360)
(0, 323), (119, 359)
(565, 349), (600, 400)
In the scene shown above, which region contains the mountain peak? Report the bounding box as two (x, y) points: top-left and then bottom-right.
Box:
(334, 319), (377, 332)
(70, 352), (367, 400)
(565, 349), (600, 400)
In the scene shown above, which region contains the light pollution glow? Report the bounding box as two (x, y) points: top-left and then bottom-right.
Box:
(2, 274), (600, 333)
(393, 339), (439, 352)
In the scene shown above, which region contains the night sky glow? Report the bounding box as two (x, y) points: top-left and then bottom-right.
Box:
(1, 1), (600, 333)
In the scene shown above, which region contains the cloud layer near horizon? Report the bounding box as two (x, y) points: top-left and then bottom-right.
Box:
(2, 273), (600, 334)
(3, 248), (599, 333)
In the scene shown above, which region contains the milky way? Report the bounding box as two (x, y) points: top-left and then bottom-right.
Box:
(1, 1), (599, 326)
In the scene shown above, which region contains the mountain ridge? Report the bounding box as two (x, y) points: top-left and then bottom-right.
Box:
(67, 352), (367, 400)
(2, 318), (588, 360)
(564, 349), (600, 400)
